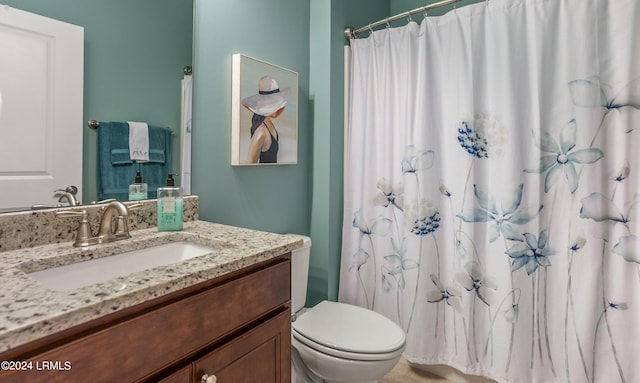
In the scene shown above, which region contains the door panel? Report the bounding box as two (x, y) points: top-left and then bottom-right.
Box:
(0, 6), (83, 209)
(194, 310), (291, 383)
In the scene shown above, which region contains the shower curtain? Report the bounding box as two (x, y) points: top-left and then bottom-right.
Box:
(339, 0), (640, 382)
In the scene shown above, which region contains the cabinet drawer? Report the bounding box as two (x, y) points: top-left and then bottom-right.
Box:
(0, 260), (290, 383)
(194, 309), (291, 383)
(157, 365), (191, 383)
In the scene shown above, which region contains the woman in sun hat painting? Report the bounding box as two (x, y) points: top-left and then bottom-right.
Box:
(241, 75), (291, 163)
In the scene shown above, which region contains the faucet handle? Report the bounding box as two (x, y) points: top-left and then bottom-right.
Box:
(124, 202), (144, 211)
(91, 198), (116, 205)
(54, 185), (78, 195)
(55, 209), (85, 218)
(113, 203), (141, 235)
(55, 209), (96, 247)
(113, 203), (144, 236)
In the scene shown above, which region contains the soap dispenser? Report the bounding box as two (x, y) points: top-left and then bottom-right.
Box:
(157, 174), (183, 231)
(128, 171), (148, 200)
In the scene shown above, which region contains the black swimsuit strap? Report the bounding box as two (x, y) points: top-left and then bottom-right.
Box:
(259, 122), (279, 163)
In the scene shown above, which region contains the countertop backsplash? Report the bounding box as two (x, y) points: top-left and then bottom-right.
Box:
(0, 196), (199, 253)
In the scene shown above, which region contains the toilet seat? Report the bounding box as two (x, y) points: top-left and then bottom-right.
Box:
(292, 301), (405, 361)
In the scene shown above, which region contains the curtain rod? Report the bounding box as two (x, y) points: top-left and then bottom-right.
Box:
(344, 0), (463, 40)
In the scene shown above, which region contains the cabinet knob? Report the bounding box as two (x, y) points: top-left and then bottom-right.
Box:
(201, 373), (217, 383)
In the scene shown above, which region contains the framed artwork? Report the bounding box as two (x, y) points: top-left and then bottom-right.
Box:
(231, 54), (298, 165)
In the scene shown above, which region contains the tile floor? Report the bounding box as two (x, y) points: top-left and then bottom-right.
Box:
(381, 359), (454, 383)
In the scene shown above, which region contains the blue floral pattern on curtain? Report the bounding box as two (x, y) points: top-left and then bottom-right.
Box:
(340, 0), (640, 382)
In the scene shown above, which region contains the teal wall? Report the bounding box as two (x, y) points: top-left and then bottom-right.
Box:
(308, 0), (333, 305)
(2, 0), (193, 203)
(191, 0), (311, 236)
(306, 0), (389, 305)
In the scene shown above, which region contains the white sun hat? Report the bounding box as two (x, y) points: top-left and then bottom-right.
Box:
(241, 76), (291, 116)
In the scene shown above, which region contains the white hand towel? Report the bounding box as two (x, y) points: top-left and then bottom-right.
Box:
(180, 75), (192, 195)
(128, 121), (149, 162)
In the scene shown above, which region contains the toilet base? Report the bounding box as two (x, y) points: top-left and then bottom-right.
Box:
(291, 335), (403, 383)
(292, 348), (379, 383)
(292, 346), (323, 383)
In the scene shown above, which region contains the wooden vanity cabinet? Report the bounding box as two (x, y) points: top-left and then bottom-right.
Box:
(0, 255), (291, 383)
(190, 309), (290, 383)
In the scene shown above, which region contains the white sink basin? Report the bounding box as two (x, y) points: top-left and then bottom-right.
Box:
(27, 241), (216, 292)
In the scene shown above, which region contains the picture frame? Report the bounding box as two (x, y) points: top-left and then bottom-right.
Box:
(231, 54), (298, 165)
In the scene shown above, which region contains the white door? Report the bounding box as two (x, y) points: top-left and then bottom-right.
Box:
(0, 6), (83, 210)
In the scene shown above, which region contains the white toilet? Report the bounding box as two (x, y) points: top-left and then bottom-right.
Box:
(290, 236), (406, 383)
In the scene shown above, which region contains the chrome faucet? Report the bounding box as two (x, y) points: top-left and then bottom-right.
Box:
(97, 201), (132, 243)
(56, 200), (143, 247)
(54, 186), (80, 207)
(31, 186), (80, 210)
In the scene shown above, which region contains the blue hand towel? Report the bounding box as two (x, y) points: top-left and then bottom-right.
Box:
(97, 122), (172, 201)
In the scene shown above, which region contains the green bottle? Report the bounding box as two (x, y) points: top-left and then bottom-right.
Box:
(128, 171), (148, 200)
(157, 174), (183, 231)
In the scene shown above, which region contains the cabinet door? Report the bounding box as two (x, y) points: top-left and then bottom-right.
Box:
(194, 310), (291, 383)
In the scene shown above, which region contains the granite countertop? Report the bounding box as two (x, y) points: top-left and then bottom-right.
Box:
(0, 220), (303, 353)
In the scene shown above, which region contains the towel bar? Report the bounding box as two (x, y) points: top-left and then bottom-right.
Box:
(88, 120), (175, 136)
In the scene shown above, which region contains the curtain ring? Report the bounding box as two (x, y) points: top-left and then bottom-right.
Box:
(368, 24), (373, 35)
(407, 12), (413, 23)
(386, 18), (391, 29)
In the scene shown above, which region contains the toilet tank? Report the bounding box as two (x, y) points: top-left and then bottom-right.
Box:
(290, 235), (311, 313)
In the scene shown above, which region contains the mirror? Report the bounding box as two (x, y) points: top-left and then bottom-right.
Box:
(0, 0), (194, 212)
(0, 6), (83, 210)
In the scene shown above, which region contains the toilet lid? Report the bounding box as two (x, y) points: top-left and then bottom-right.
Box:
(292, 301), (405, 354)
